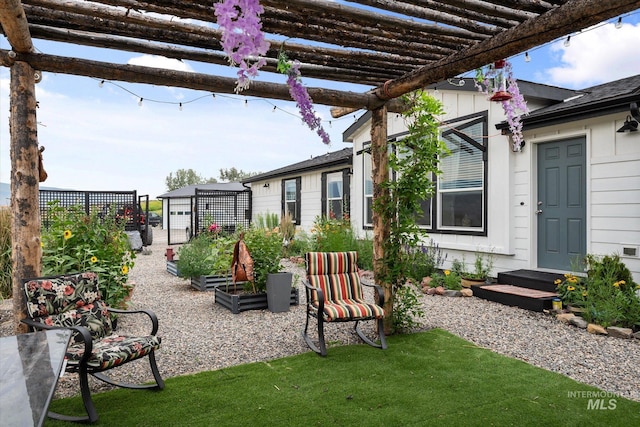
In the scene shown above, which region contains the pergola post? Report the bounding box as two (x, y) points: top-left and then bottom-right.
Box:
(370, 105), (393, 334)
(10, 60), (41, 334)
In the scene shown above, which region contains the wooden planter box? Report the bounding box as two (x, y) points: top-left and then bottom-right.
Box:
(191, 274), (232, 292)
(215, 284), (299, 314)
(166, 260), (182, 277)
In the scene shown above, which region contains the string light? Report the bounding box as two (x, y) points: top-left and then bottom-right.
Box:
(564, 35), (571, 47)
(211, 94), (216, 99)
(272, 106), (276, 112)
(138, 97), (143, 107)
(615, 17), (623, 29)
(98, 80), (104, 88)
(524, 52), (531, 62)
(179, 102), (183, 111)
(244, 99), (248, 107)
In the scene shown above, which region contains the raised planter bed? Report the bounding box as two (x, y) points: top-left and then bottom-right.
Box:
(191, 274), (233, 292)
(215, 284), (299, 314)
(166, 260), (182, 277)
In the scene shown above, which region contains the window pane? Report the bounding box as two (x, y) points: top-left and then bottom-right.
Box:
(285, 180), (296, 201)
(440, 190), (483, 227)
(328, 181), (342, 198)
(440, 132), (483, 190)
(366, 197), (373, 225)
(416, 199), (431, 226)
(329, 200), (343, 219)
(364, 152), (373, 225)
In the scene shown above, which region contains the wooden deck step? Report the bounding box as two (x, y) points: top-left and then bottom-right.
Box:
(471, 282), (558, 312)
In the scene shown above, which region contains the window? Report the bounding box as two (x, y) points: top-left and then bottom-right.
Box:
(437, 112), (487, 233)
(321, 169), (350, 220)
(363, 151), (373, 226)
(281, 177), (301, 225)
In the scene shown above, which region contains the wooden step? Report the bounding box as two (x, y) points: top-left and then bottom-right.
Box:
(497, 269), (564, 293)
(471, 283), (558, 312)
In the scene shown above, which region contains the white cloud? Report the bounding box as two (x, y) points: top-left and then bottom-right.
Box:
(127, 55), (194, 72)
(543, 22), (640, 88)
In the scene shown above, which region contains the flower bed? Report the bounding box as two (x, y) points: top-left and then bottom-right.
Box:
(215, 284), (299, 314)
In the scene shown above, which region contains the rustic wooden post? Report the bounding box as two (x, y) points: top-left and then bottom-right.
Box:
(10, 60), (41, 334)
(370, 105), (393, 334)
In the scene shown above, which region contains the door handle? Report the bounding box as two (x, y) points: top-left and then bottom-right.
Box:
(535, 209), (543, 215)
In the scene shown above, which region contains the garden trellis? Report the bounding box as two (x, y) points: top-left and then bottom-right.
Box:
(1, 0), (637, 331)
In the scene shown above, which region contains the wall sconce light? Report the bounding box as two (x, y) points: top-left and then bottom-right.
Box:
(263, 183), (270, 188)
(617, 115), (638, 133)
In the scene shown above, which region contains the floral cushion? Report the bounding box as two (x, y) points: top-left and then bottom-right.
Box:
(23, 272), (113, 340)
(66, 334), (162, 371)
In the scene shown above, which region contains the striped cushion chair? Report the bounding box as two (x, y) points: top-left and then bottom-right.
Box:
(303, 251), (387, 356)
(22, 272), (164, 423)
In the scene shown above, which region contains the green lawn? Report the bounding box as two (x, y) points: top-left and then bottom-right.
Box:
(47, 329), (639, 426)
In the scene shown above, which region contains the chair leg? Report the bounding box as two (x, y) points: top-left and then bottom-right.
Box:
(354, 319), (388, 350)
(302, 311), (327, 356)
(92, 351), (164, 390)
(48, 365), (99, 423)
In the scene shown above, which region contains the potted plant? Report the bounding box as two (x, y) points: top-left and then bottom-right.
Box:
(176, 231), (235, 291)
(460, 252), (494, 288)
(215, 225), (299, 313)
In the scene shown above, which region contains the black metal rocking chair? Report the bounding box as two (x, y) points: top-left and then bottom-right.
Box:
(22, 271), (164, 423)
(302, 251), (387, 356)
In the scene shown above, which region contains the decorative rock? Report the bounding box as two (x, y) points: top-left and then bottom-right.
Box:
(443, 290), (462, 297)
(435, 286), (446, 296)
(421, 276), (432, 288)
(556, 313), (576, 324)
(460, 288), (473, 297)
(569, 317), (588, 329)
(587, 324), (608, 335)
(632, 331), (640, 340)
(425, 287), (437, 296)
(606, 326), (633, 339)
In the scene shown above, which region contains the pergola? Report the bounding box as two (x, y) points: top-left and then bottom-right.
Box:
(1, 0), (637, 332)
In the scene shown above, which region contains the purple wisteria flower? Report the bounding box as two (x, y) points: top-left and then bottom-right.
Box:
(214, 0), (270, 92)
(286, 61), (331, 145)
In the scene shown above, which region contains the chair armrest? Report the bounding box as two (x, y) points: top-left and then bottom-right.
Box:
(107, 307), (160, 336)
(303, 280), (324, 312)
(361, 282), (385, 307)
(21, 319), (93, 365)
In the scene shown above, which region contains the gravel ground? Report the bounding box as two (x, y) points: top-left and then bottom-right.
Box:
(1, 228), (638, 403)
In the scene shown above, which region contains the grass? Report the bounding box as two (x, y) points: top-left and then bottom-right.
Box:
(47, 329), (639, 426)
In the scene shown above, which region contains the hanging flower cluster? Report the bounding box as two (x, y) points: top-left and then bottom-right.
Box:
(278, 50), (331, 145)
(475, 59), (528, 152)
(214, 0), (270, 92)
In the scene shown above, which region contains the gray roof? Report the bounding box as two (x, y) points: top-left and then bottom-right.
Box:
(157, 182), (247, 199)
(242, 148), (352, 183)
(498, 74), (640, 130)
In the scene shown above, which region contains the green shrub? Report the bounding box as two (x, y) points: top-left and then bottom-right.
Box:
(393, 281), (425, 333)
(286, 230), (313, 258)
(0, 207), (11, 299)
(355, 237), (374, 271)
(176, 233), (235, 278)
(243, 226), (284, 293)
(405, 239), (445, 281)
(310, 216), (357, 252)
(41, 201), (136, 309)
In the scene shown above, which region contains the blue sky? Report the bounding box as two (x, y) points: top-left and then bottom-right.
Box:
(1, 10), (639, 199)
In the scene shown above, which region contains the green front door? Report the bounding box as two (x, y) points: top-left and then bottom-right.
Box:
(537, 138), (586, 271)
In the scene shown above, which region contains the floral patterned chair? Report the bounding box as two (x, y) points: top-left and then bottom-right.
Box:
(22, 271), (164, 423)
(303, 251), (387, 356)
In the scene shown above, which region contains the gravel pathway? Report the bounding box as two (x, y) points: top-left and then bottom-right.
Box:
(1, 229), (638, 402)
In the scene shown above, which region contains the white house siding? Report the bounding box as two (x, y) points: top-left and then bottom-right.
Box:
(524, 113), (640, 281)
(347, 90), (640, 281)
(249, 166), (351, 234)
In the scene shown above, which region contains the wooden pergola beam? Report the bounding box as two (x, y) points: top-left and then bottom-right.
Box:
(0, 0), (33, 52)
(0, 49), (409, 113)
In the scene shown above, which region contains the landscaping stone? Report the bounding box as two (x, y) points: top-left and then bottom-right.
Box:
(425, 287), (437, 296)
(556, 313), (576, 324)
(632, 331), (640, 340)
(569, 317), (588, 329)
(434, 286), (446, 296)
(460, 288), (473, 297)
(443, 290), (462, 297)
(606, 326), (633, 339)
(587, 324), (608, 335)
(421, 276), (432, 288)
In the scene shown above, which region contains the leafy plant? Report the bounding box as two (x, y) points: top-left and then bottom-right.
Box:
(310, 215), (358, 253)
(461, 251), (494, 281)
(41, 201), (136, 309)
(405, 239), (446, 282)
(392, 281), (425, 333)
(176, 233), (235, 278)
(431, 269), (463, 291)
(243, 226), (284, 293)
(0, 206), (11, 299)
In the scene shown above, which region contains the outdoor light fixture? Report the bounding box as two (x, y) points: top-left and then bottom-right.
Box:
(263, 183), (270, 188)
(489, 59), (512, 102)
(616, 115), (638, 133)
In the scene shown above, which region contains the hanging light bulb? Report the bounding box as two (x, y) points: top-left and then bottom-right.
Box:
(272, 105), (276, 112)
(615, 17), (623, 29)
(564, 36), (571, 47)
(211, 93), (216, 99)
(524, 52), (531, 63)
(98, 80), (104, 88)
(244, 99), (248, 107)
(179, 102), (183, 111)
(138, 98), (143, 107)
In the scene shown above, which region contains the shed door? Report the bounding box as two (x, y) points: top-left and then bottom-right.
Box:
(536, 138), (586, 271)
